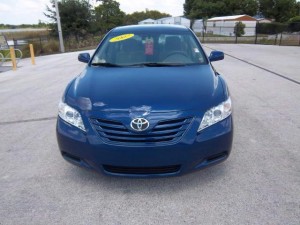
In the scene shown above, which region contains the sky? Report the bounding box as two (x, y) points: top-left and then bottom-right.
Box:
(0, 0), (185, 25)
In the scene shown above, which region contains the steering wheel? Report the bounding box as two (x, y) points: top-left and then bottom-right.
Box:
(163, 51), (189, 60)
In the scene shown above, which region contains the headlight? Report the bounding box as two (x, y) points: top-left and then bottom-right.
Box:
(58, 100), (86, 132)
(198, 97), (232, 132)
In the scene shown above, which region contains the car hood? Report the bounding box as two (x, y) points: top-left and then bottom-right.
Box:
(66, 65), (225, 113)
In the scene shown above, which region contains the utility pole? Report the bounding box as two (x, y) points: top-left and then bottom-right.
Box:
(54, 0), (65, 53)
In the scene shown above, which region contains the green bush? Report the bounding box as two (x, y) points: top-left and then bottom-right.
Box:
(288, 16), (300, 32)
(43, 40), (60, 54)
(64, 35), (101, 51)
(234, 22), (245, 37)
(257, 22), (288, 34)
(288, 16), (300, 23)
(20, 39), (60, 58)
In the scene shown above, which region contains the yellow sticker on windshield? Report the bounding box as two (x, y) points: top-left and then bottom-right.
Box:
(109, 34), (134, 42)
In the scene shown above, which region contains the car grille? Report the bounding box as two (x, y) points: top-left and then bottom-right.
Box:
(90, 117), (192, 144)
(103, 165), (181, 175)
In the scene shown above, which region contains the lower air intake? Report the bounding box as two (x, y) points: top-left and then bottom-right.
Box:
(103, 165), (181, 175)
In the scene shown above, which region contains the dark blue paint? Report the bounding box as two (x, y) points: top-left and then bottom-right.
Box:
(78, 53), (90, 63)
(209, 51), (225, 62)
(66, 66), (224, 112)
(56, 25), (233, 177)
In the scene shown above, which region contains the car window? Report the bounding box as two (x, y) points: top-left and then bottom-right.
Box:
(91, 30), (207, 66)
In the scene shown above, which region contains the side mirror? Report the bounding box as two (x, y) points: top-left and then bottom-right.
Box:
(209, 51), (224, 62)
(78, 53), (90, 63)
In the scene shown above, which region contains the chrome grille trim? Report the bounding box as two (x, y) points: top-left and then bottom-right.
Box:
(90, 117), (192, 144)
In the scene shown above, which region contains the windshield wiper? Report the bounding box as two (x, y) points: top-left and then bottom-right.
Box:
(91, 62), (123, 67)
(91, 62), (190, 67)
(132, 62), (187, 67)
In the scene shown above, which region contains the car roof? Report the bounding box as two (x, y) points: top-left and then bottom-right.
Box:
(111, 24), (190, 33)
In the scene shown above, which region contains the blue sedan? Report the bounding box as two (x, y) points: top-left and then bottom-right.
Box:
(56, 25), (233, 177)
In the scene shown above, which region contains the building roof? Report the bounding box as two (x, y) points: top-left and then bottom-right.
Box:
(208, 15), (257, 22)
(138, 18), (156, 23)
(155, 17), (171, 22)
(148, 16), (190, 23)
(257, 18), (272, 23)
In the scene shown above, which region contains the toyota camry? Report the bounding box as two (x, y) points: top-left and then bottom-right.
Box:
(56, 25), (233, 177)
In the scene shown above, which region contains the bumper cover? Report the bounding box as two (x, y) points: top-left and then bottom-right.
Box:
(56, 115), (233, 177)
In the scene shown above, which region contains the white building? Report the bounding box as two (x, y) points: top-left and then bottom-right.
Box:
(207, 15), (257, 36)
(138, 19), (156, 25)
(192, 19), (204, 33)
(137, 17), (206, 34)
(138, 17), (191, 28)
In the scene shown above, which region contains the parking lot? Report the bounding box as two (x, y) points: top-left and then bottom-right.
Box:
(0, 44), (299, 225)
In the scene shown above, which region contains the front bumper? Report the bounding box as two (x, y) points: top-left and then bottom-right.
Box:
(56, 115), (233, 177)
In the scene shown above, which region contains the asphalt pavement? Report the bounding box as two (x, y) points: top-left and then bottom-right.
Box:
(0, 44), (299, 225)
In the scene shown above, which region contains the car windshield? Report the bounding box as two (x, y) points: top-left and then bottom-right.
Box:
(91, 29), (208, 67)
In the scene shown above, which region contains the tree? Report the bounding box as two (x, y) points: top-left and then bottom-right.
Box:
(258, 0), (298, 22)
(225, 0), (258, 16)
(184, 0), (298, 23)
(234, 21), (245, 37)
(183, 0), (195, 18)
(184, 0), (258, 20)
(44, 0), (92, 40)
(184, 0), (225, 19)
(93, 0), (125, 34)
(124, 10), (171, 25)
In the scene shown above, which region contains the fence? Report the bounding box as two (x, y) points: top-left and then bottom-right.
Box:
(1, 22), (299, 60)
(197, 22), (300, 46)
(4, 35), (102, 58)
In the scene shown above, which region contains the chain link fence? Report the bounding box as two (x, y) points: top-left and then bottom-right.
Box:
(2, 22), (299, 60)
(3, 34), (102, 58)
(198, 22), (300, 46)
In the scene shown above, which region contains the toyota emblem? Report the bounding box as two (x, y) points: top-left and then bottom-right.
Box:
(130, 118), (149, 132)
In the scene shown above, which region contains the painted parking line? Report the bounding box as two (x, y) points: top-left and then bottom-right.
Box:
(204, 45), (300, 86)
(0, 116), (57, 126)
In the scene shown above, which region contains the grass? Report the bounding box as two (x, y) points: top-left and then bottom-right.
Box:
(1, 30), (103, 58)
(3, 30), (50, 40)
